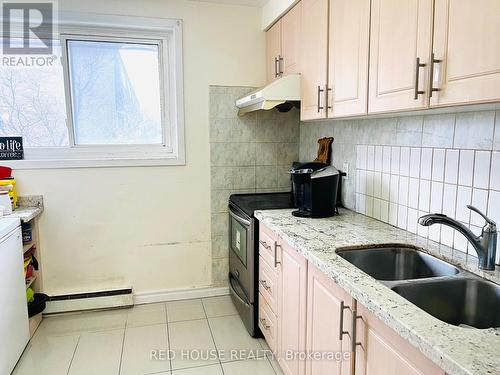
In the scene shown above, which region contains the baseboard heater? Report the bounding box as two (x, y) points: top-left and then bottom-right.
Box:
(44, 288), (134, 314)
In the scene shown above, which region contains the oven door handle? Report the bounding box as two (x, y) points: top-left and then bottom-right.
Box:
(229, 272), (251, 308)
(229, 209), (251, 227)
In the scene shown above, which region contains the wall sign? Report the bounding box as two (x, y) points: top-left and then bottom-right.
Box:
(0, 137), (24, 160)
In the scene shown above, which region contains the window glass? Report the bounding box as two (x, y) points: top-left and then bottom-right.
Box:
(0, 39), (69, 147)
(66, 40), (163, 145)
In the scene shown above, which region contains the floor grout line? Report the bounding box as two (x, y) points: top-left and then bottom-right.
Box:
(164, 303), (173, 374)
(201, 298), (226, 375)
(118, 308), (131, 375)
(65, 334), (81, 375)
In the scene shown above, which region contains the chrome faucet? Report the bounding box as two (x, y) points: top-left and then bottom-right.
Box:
(419, 205), (497, 271)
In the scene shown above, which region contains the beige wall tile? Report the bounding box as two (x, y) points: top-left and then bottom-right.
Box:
(454, 111), (495, 150)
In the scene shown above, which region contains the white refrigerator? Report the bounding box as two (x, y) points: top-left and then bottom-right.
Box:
(0, 218), (30, 374)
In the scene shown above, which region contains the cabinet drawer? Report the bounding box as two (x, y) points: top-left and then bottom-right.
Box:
(259, 224), (279, 271)
(259, 255), (278, 312)
(259, 292), (277, 352)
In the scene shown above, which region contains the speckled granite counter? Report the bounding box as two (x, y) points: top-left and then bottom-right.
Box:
(255, 208), (500, 375)
(6, 195), (43, 222)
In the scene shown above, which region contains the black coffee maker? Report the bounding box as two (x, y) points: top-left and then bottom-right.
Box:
(290, 162), (340, 218)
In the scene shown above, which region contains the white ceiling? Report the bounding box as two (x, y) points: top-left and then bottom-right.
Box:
(190, 0), (268, 7)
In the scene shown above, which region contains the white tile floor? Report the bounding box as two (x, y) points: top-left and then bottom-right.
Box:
(13, 295), (283, 375)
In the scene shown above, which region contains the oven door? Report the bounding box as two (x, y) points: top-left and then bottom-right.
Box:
(228, 207), (255, 304)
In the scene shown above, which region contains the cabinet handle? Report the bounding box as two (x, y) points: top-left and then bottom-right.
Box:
(274, 242), (281, 268)
(326, 85), (333, 110)
(274, 57), (279, 78)
(317, 85), (325, 112)
(259, 240), (271, 250)
(259, 279), (271, 292)
(278, 55), (284, 76)
(429, 53), (443, 98)
(338, 301), (350, 340)
(351, 310), (363, 352)
(260, 318), (270, 330)
(414, 57), (426, 100)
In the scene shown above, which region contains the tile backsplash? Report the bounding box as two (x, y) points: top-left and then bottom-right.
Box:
(209, 86), (300, 286)
(355, 145), (500, 260)
(300, 110), (500, 264)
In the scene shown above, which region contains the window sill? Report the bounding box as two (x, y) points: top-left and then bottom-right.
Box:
(3, 156), (186, 169)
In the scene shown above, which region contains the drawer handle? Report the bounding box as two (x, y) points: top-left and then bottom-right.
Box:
(259, 279), (271, 292)
(274, 242), (281, 268)
(260, 318), (270, 330)
(338, 301), (350, 341)
(259, 240), (271, 250)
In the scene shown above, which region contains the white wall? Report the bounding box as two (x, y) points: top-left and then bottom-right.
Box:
(17, 0), (266, 296)
(261, 0), (299, 30)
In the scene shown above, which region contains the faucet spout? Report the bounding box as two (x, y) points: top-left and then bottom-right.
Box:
(418, 209), (497, 271)
(419, 213), (479, 246)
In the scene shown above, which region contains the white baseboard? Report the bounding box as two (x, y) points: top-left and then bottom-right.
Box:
(134, 286), (229, 305)
(44, 293), (134, 315)
(44, 286), (229, 314)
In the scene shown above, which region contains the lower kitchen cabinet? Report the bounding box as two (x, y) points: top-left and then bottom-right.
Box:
(353, 303), (445, 375)
(306, 263), (354, 375)
(258, 224), (446, 375)
(278, 239), (308, 375)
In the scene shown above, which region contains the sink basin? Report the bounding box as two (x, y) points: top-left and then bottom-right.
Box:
(392, 278), (500, 329)
(337, 246), (460, 281)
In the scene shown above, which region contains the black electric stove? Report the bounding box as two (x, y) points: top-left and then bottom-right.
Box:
(227, 192), (294, 337)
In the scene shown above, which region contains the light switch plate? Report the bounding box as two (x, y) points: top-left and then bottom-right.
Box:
(343, 162), (349, 179)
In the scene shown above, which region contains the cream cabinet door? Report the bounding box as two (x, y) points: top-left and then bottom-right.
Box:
(278, 240), (307, 375)
(306, 263), (354, 375)
(282, 1), (302, 76)
(368, 0), (434, 114)
(431, 0), (500, 107)
(328, 0), (370, 118)
(354, 303), (445, 375)
(300, 0), (329, 121)
(267, 20), (282, 83)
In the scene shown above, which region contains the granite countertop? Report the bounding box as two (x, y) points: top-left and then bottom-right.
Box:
(5, 195), (43, 223)
(255, 208), (500, 375)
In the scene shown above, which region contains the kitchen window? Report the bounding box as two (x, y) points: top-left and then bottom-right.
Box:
(0, 14), (185, 168)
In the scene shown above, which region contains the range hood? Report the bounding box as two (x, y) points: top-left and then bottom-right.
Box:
(235, 74), (300, 116)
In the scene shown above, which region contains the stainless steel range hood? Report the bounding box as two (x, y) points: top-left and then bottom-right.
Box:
(235, 74), (300, 116)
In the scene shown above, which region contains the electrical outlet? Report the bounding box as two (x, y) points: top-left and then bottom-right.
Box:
(343, 162), (349, 179)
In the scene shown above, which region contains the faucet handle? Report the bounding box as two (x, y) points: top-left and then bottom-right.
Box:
(467, 205), (496, 227)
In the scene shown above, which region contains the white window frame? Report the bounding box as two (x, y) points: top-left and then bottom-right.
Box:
(4, 13), (185, 169)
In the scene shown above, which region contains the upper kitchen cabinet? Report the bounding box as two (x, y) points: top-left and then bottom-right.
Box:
(266, 2), (302, 83)
(430, 0), (500, 107)
(282, 2), (302, 76)
(267, 21), (282, 82)
(368, 0), (434, 114)
(300, 0), (329, 121)
(327, 0), (370, 118)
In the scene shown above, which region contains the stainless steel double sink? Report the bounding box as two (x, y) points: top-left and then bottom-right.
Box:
(337, 246), (500, 329)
